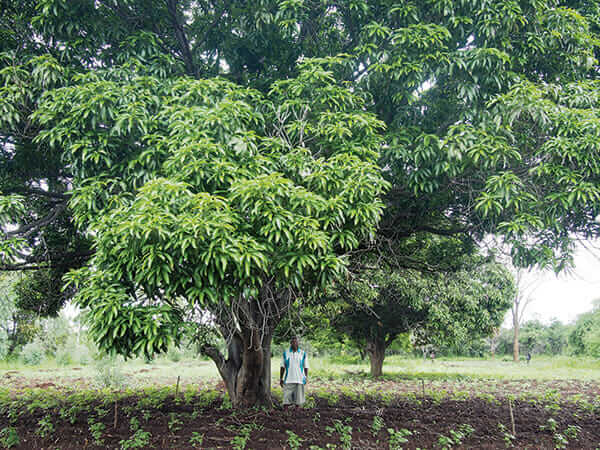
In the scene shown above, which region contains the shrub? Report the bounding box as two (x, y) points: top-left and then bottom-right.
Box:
(20, 340), (44, 365)
(93, 356), (126, 389)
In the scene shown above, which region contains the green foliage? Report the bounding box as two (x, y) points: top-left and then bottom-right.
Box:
(569, 301), (600, 356)
(0, 427), (19, 448)
(189, 432), (204, 447)
(322, 254), (514, 374)
(3, 0), (600, 407)
(20, 340), (44, 365)
(286, 430), (303, 450)
(371, 415), (384, 436)
(388, 428), (412, 449)
(93, 355), (126, 389)
(119, 429), (152, 450)
(88, 418), (106, 446)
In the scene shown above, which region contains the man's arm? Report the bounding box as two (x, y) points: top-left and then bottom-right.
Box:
(280, 366), (285, 387)
(304, 367), (308, 384)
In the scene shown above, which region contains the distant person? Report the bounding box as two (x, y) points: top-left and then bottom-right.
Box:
(280, 336), (309, 408)
(430, 350), (435, 363)
(526, 352), (531, 365)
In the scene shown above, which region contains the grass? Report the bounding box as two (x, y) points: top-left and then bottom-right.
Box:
(1, 355), (599, 392)
(311, 355), (600, 381)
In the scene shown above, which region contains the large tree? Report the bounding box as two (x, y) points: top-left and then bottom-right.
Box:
(2, 0), (600, 406)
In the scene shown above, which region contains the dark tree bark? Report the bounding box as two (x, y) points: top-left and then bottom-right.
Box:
(366, 339), (386, 378)
(201, 288), (287, 408)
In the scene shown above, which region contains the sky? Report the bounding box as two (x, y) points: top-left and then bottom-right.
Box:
(504, 241), (600, 326)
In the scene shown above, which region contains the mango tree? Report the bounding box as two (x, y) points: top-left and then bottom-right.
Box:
(3, 0), (600, 407)
(32, 59), (387, 407)
(327, 255), (514, 377)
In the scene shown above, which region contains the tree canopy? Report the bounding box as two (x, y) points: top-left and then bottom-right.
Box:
(325, 254), (514, 376)
(2, 0), (600, 406)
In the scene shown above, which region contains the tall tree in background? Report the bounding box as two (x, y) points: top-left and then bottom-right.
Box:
(2, 0), (600, 406)
(510, 268), (543, 361)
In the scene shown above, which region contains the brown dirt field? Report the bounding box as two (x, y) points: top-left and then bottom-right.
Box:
(1, 383), (599, 449)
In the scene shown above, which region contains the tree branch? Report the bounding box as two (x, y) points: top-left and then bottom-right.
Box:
(5, 202), (67, 238)
(165, 0), (197, 77)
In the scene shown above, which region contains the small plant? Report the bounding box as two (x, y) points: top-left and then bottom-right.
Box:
(458, 423), (474, 437)
(497, 423), (515, 448)
(168, 413), (183, 432)
(130, 416), (141, 432)
(438, 434), (454, 449)
(325, 420), (352, 449)
(88, 419), (106, 446)
(0, 427), (20, 448)
(36, 416), (55, 438)
(540, 417), (558, 432)
(312, 412), (321, 423)
(286, 430), (303, 450)
(388, 428), (412, 449)
(230, 424), (261, 450)
(371, 415), (384, 436)
(94, 406), (109, 418)
(553, 432), (568, 449)
(220, 394), (233, 410)
(189, 431), (204, 447)
(119, 429), (152, 449)
(444, 423), (473, 447)
(564, 424), (581, 440)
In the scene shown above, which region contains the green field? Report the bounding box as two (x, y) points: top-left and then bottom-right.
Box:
(2, 355), (599, 392)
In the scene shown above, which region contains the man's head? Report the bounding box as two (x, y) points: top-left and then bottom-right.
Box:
(290, 336), (299, 351)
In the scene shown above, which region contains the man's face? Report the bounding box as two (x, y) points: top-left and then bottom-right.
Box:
(291, 337), (299, 350)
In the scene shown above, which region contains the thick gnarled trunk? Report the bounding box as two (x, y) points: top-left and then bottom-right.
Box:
(201, 290), (286, 408)
(204, 329), (273, 408)
(366, 339), (386, 378)
(233, 330), (272, 408)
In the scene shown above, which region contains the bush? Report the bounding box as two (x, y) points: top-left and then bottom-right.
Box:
(20, 340), (44, 365)
(55, 347), (73, 366)
(166, 346), (182, 362)
(0, 332), (8, 361)
(94, 356), (126, 389)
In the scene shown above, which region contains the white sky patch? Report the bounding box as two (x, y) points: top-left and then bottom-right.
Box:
(502, 241), (600, 327)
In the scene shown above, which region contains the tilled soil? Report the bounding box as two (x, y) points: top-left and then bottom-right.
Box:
(1, 387), (599, 449)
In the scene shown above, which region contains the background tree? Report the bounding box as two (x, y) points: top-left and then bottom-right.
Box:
(325, 255), (514, 377)
(569, 299), (600, 356)
(509, 268), (543, 361)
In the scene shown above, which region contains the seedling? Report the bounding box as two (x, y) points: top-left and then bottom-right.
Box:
(540, 417), (558, 432)
(553, 432), (568, 449)
(497, 423), (515, 448)
(371, 415), (384, 436)
(36, 416), (55, 438)
(189, 431), (204, 447)
(119, 429), (152, 449)
(564, 424), (581, 440)
(168, 413), (183, 432)
(388, 428), (412, 449)
(286, 430), (303, 450)
(0, 427), (19, 449)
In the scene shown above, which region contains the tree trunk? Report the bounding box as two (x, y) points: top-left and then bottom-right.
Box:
(513, 323), (519, 362)
(366, 339), (385, 378)
(233, 329), (272, 408)
(204, 329), (273, 409)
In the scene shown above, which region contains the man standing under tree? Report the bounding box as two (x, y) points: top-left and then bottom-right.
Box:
(280, 336), (309, 408)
